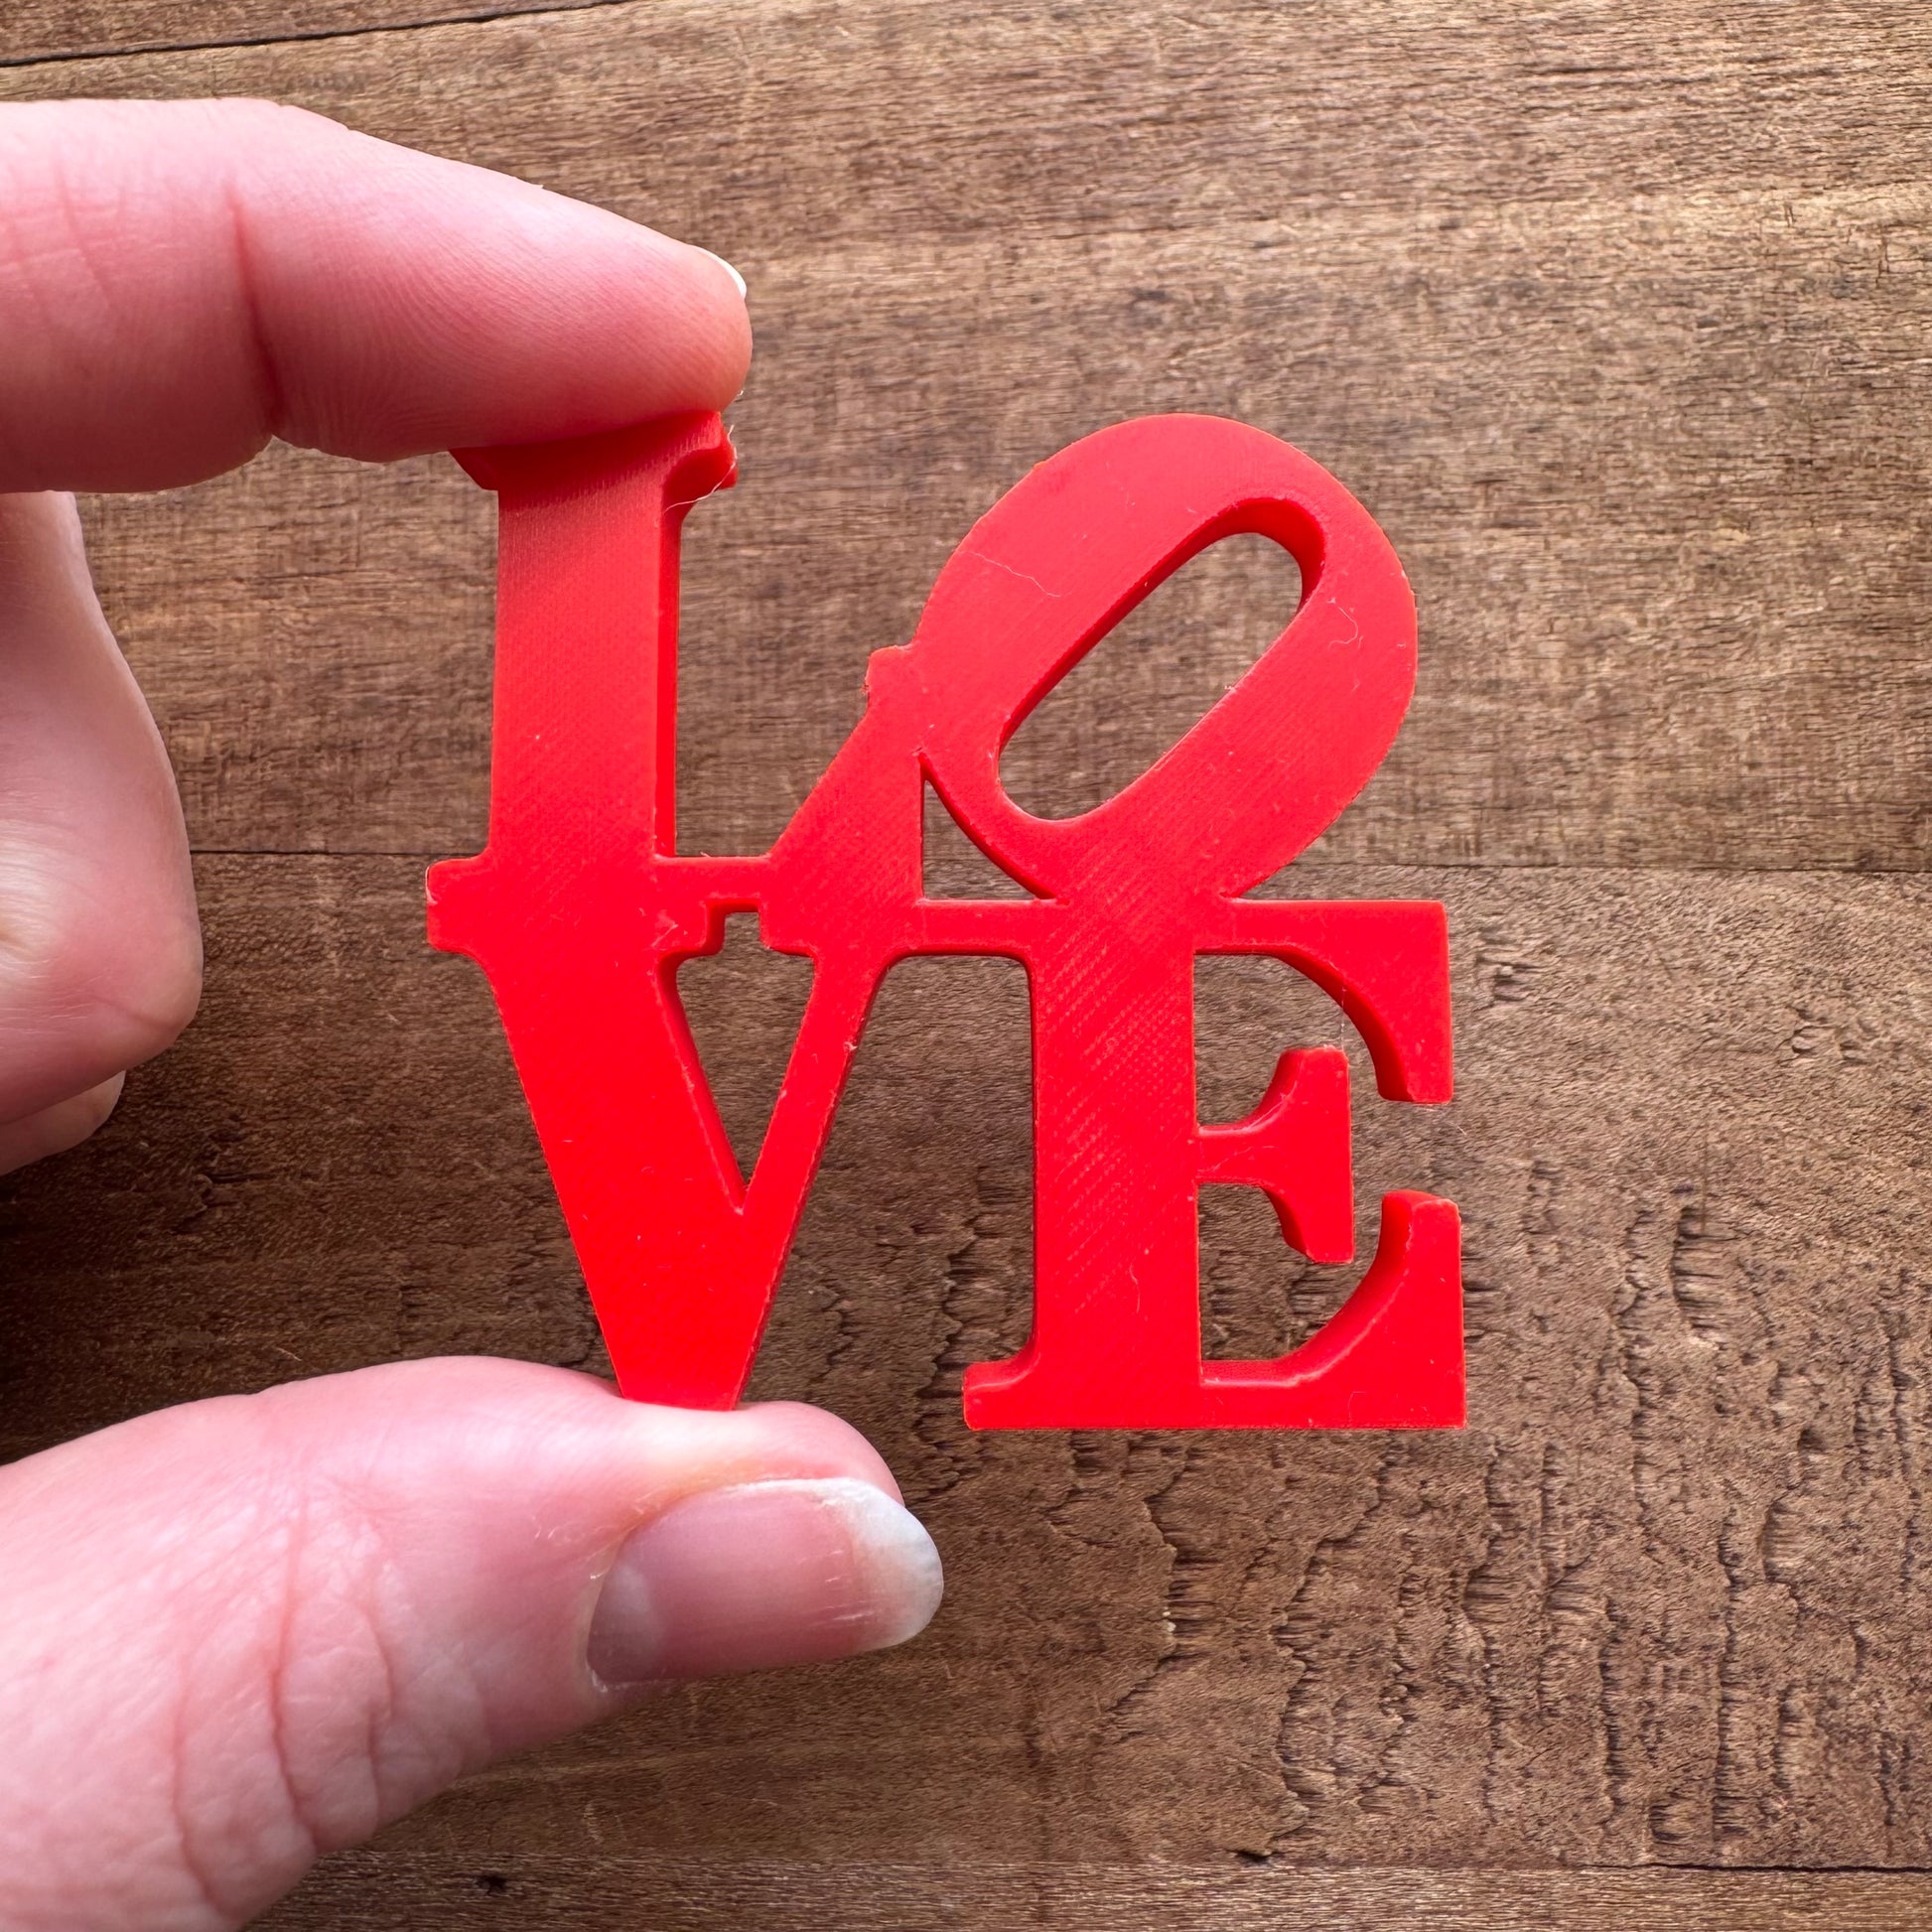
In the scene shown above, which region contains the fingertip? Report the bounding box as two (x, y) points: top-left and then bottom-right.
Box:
(0, 490), (202, 1121)
(586, 1475), (943, 1687)
(245, 117), (758, 458)
(0, 1357), (936, 1924)
(0, 1071), (125, 1175)
(0, 99), (759, 486)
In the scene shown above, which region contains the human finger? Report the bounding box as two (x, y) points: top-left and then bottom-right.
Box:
(0, 1073), (126, 1175)
(0, 491), (200, 1148)
(0, 97), (752, 491)
(0, 1356), (942, 1931)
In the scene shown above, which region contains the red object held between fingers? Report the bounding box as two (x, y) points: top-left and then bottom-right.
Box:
(430, 413), (1462, 1429)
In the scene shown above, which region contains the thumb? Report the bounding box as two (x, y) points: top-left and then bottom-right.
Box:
(0, 1357), (942, 1932)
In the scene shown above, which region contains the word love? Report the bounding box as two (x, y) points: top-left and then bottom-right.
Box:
(430, 414), (1462, 1430)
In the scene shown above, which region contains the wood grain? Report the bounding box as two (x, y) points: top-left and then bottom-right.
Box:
(0, 2), (614, 68)
(3, 1), (1932, 1925)
(260, 1856), (1932, 1930)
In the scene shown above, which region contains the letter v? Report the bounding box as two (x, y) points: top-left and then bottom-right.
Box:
(429, 414), (891, 1405)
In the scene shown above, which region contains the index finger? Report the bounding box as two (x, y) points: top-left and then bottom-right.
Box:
(0, 97), (752, 491)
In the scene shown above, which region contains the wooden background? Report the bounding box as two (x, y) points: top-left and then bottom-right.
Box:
(4, 2), (1932, 1925)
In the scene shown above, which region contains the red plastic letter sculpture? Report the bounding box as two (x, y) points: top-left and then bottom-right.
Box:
(430, 413), (1462, 1429)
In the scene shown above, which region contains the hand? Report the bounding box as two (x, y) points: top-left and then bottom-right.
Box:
(0, 99), (943, 1931)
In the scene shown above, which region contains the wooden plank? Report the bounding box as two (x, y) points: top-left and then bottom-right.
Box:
(8, 854), (1932, 1878)
(260, 1855), (1932, 1931)
(0, 0), (1919, 867)
(6, 1), (1932, 1919)
(0, 2), (610, 68)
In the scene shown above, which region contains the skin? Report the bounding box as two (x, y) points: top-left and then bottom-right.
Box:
(0, 98), (943, 1932)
